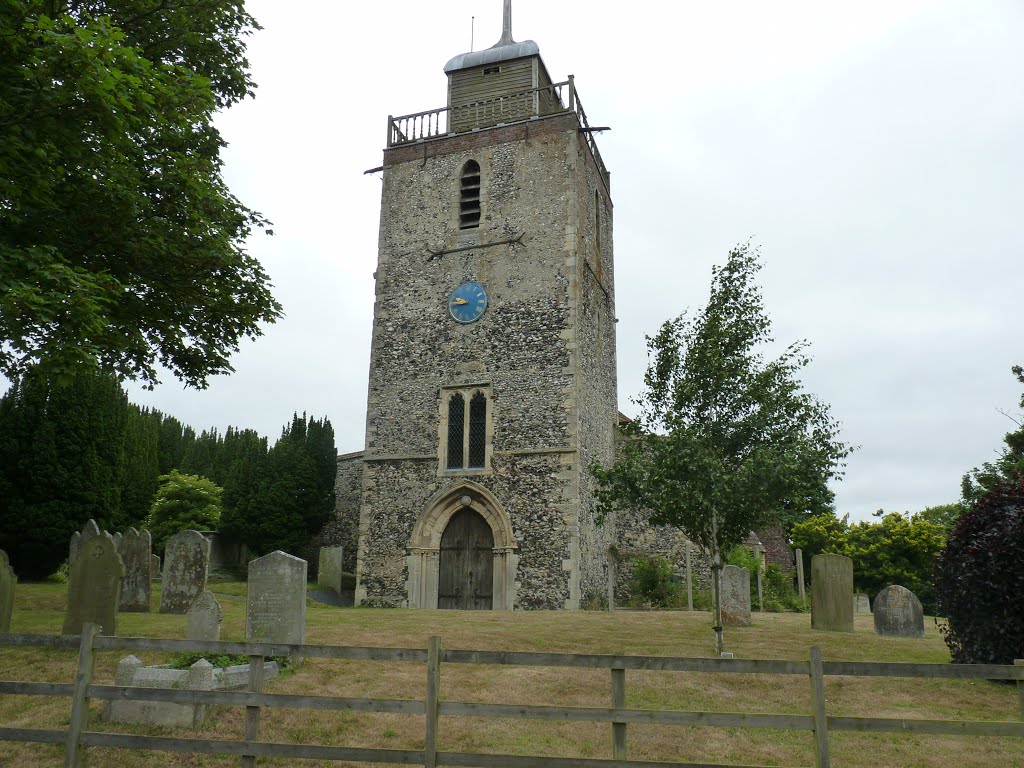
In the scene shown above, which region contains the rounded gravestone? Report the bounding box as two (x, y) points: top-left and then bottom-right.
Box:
(811, 553), (854, 632)
(873, 585), (924, 638)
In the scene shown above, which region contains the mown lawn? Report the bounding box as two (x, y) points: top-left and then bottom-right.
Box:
(1, 581), (1021, 767)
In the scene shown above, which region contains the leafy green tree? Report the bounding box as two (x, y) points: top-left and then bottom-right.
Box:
(915, 503), (964, 533)
(115, 404), (161, 530)
(789, 511), (850, 576)
(843, 513), (945, 612)
(962, 365), (1024, 506)
(146, 470), (222, 554)
(0, 1), (281, 387)
(594, 244), (850, 652)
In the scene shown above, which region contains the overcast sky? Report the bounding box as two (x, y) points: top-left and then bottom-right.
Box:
(124, 0), (1024, 523)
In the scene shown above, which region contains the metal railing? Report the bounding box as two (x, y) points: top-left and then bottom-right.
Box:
(387, 77), (609, 189)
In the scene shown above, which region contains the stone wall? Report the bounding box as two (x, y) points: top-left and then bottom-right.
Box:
(755, 522), (794, 573)
(312, 451), (363, 575)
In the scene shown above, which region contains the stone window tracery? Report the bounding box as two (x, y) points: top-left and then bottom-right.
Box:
(441, 386), (492, 472)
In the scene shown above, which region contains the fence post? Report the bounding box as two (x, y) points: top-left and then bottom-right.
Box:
(64, 621), (99, 768)
(795, 549), (806, 605)
(241, 654), (266, 768)
(425, 635), (442, 768)
(567, 74), (576, 112)
(808, 646), (830, 768)
(685, 541), (693, 611)
(611, 664), (627, 760)
(1016, 660), (1024, 719)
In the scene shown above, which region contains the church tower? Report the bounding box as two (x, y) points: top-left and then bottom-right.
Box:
(353, 2), (617, 609)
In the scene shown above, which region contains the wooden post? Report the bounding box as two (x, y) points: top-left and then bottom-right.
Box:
(425, 635), (442, 768)
(756, 568), (764, 613)
(795, 548), (806, 605)
(685, 541), (693, 611)
(386, 115), (394, 147)
(809, 646), (830, 768)
(241, 654), (265, 768)
(64, 622), (100, 768)
(611, 665), (626, 760)
(567, 74), (576, 112)
(1016, 660), (1024, 719)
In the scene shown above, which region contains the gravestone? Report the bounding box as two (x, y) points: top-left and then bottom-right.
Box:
(811, 553), (854, 633)
(0, 549), (16, 633)
(721, 564), (751, 626)
(854, 592), (871, 614)
(68, 518), (103, 568)
(317, 546), (344, 594)
(159, 531), (210, 614)
(151, 554), (161, 582)
(118, 527), (152, 612)
(246, 551), (307, 647)
(873, 585), (925, 638)
(63, 528), (124, 635)
(186, 589), (222, 641)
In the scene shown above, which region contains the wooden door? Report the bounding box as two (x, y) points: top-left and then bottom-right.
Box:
(438, 508), (494, 610)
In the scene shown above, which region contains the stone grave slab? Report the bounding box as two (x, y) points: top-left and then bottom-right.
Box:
(0, 549), (16, 633)
(246, 551), (307, 646)
(854, 592), (871, 614)
(63, 529), (124, 635)
(118, 527), (152, 612)
(873, 585), (925, 638)
(159, 531), (210, 614)
(721, 564), (751, 626)
(68, 519), (103, 568)
(317, 546), (344, 594)
(186, 589), (222, 641)
(811, 553), (854, 632)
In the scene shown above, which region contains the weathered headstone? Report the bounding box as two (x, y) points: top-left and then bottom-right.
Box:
(186, 589), (222, 641)
(0, 549), (16, 633)
(63, 528), (124, 635)
(118, 527), (152, 612)
(721, 564), (752, 626)
(811, 553), (854, 633)
(246, 551), (307, 647)
(151, 554), (161, 582)
(159, 531), (210, 614)
(317, 546), (345, 594)
(873, 585), (925, 638)
(68, 518), (103, 568)
(854, 592), (871, 614)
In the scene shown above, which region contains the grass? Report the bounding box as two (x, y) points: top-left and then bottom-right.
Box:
(1, 581), (1022, 767)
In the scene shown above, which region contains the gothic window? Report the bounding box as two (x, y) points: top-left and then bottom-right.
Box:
(441, 386), (491, 472)
(459, 160), (481, 229)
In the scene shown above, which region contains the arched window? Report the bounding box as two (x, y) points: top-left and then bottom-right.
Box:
(442, 386), (491, 472)
(459, 161), (481, 229)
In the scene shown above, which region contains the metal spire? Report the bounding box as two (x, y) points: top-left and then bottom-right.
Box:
(496, 0), (515, 46)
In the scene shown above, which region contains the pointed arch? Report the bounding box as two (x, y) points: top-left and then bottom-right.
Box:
(406, 481), (518, 609)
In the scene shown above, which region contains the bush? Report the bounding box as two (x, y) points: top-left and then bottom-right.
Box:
(146, 471), (222, 555)
(724, 547), (804, 612)
(628, 555), (680, 608)
(933, 478), (1024, 665)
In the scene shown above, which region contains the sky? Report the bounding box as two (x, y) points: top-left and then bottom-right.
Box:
(124, 0), (1024, 523)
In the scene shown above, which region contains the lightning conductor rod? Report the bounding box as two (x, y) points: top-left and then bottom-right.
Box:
(471, 16), (474, 51)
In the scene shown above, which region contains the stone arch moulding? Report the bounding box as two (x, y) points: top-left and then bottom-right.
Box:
(406, 481), (518, 610)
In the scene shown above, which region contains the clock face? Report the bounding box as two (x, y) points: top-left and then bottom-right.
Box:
(448, 281), (488, 324)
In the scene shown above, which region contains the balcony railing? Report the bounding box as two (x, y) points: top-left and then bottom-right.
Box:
(387, 76), (609, 189)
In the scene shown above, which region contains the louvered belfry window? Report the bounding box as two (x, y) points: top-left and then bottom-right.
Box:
(443, 387), (491, 472)
(459, 160), (481, 229)
(446, 393), (465, 470)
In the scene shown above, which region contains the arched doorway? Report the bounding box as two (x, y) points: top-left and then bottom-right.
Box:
(438, 508), (494, 609)
(406, 482), (517, 609)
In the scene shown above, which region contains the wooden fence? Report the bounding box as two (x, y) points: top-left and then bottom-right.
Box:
(1, 624), (1023, 768)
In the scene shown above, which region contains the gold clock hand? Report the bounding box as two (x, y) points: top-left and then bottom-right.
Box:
(453, 297), (468, 305)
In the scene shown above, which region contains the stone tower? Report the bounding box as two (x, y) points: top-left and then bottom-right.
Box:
(353, 3), (617, 609)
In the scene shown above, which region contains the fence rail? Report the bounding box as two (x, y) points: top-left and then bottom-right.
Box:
(1, 625), (1023, 768)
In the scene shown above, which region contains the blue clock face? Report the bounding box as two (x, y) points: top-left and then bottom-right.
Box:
(448, 281), (488, 324)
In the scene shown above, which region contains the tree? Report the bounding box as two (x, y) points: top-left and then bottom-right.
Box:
(146, 470), (222, 554)
(594, 244), (850, 652)
(962, 365), (1024, 506)
(934, 477), (1024, 665)
(0, 371), (128, 577)
(0, 1), (281, 388)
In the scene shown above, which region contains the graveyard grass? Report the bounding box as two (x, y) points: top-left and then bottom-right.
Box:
(2, 582), (1022, 768)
